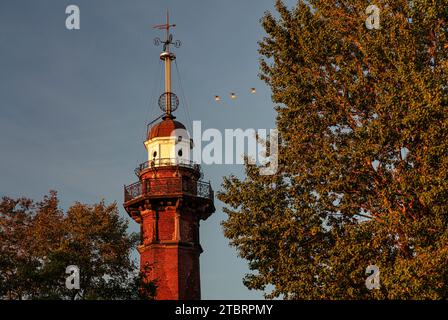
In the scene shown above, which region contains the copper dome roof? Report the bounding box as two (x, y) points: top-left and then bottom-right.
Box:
(148, 117), (186, 139)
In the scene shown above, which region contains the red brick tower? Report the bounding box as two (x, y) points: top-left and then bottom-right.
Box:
(123, 13), (215, 300)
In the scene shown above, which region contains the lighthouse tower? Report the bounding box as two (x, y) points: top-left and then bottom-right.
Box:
(123, 13), (215, 300)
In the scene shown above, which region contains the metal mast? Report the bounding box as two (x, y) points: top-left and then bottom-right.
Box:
(153, 10), (181, 118)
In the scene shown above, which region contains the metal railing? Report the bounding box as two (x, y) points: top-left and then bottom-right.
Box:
(124, 177), (214, 202)
(124, 181), (142, 202)
(135, 158), (200, 176)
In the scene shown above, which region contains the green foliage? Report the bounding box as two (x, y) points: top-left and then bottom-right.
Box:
(0, 191), (155, 300)
(219, 0), (448, 299)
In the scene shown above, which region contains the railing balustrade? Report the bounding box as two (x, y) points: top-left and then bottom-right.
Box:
(134, 158), (200, 176)
(124, 177), (213, 202)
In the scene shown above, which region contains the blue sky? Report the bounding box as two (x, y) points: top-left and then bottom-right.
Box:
(0, 0), (294, 299)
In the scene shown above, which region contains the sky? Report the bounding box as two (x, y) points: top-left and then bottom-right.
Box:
(0, 0), (294, 299)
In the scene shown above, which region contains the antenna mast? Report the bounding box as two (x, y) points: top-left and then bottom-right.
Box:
(153, 10), (181, 118)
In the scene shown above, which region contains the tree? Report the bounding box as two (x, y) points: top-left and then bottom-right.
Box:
(0, 191), (156, 300)
(218, 0), (448, 299)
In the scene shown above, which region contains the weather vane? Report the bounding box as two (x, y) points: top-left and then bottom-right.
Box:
(153, 10), (181, 52)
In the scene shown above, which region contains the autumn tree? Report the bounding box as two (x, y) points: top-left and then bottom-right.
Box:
(0, 191), (156, 300)
(219, 0), (448, 299)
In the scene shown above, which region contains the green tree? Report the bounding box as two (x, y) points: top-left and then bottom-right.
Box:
(0, 191), (156, 300)
(219, 0), (448, 299)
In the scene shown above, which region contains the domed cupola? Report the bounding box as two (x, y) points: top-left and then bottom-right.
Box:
(144, 116), (192, 167)
(148, 117), (186, 140)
